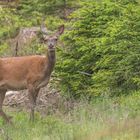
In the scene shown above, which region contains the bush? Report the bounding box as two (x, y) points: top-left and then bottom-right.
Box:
(56, 0), (140, 98)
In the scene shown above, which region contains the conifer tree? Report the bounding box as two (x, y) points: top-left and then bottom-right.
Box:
(56, 0), (140, 97)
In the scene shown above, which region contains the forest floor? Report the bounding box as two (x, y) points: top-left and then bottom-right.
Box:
(0, 86), (140, 140)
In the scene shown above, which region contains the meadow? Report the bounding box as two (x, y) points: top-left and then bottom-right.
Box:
(0, 1), (140, 140)
(0, 92), (139, 140)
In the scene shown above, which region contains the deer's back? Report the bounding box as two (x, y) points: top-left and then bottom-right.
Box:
(0, 55), (47, 90)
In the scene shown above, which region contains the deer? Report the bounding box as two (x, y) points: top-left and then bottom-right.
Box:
(0, 23), (64, 124)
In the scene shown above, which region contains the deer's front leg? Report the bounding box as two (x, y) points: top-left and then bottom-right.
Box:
(0, 90), (12, 124)
(28, 85), (40, 121)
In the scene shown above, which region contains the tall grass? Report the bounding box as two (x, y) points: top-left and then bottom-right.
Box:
(0, 92), (140, 140)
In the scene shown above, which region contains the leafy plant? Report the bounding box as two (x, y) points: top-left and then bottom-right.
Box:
(56, 0), (140, 97)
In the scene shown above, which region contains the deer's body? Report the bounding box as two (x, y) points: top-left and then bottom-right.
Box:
(0, 54), (55, 91)
(0, 23), (64, 123)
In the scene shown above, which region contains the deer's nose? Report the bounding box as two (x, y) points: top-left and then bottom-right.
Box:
(49, 45), (54, 48)
(48, 44), (55, 50)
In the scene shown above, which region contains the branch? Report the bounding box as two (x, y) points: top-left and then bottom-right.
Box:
(78, 71), (92, 76)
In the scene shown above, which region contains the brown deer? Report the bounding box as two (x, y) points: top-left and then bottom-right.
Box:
(0, 24), (64, 123)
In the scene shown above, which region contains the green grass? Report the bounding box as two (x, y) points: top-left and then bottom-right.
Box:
(0, 92), (140, 140)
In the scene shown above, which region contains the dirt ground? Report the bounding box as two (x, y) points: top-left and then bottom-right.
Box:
(3, 84), (74, 117)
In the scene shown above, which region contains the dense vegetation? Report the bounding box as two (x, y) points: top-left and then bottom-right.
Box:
(1, 0), (140, 97)
(0, 0), (140, 140)
(0, 92), (140, 140)
(57, 0), (140, 97)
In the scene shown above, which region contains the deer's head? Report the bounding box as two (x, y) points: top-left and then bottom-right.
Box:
(41, 24), (64, 51)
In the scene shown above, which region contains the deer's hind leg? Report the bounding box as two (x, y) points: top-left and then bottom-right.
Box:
(0, 90), (12, 124)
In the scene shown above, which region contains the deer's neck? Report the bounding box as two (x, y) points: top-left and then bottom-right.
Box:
(45, 49), (56, 75)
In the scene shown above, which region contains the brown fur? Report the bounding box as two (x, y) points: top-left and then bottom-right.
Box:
(0, 53), (55, 123)
(0, 55), (53, 89)
(0, 24), (64, 124)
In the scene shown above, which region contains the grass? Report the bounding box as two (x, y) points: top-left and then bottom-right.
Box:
(0, 92), (140, 140)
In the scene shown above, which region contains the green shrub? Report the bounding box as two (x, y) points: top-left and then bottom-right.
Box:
(56, 0), (140, 98)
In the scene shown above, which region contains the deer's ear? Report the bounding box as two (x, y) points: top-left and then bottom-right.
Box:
(56, 25), (64, 36)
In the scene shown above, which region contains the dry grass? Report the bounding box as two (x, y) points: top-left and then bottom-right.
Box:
(0, 91), (140, 140)
(81, 117), (140, 140)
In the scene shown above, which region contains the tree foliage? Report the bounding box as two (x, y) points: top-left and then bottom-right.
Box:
(18, 0), (80, 19)
(1, 0), (140, 98)
(56, 0), (140, 97)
